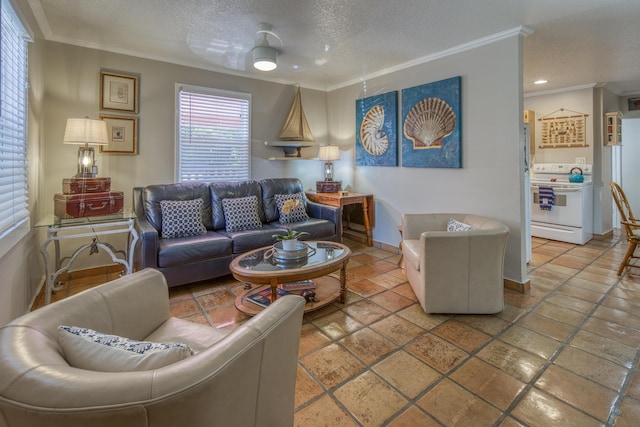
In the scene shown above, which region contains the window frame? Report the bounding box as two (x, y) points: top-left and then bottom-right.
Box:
(175, 83), (252, 183)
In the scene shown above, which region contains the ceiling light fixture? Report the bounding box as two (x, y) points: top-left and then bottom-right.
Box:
(253, 23), (278, 71)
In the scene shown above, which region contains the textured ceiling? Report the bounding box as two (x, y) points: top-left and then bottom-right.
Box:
(25, 0), (640, 94)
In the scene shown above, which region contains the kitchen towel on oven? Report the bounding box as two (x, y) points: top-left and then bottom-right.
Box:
(538, 186), (555, 211)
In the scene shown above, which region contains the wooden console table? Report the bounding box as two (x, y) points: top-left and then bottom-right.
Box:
(306, 191), (374, 246)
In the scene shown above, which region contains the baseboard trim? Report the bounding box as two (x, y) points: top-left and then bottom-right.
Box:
(504, 278), (530, 294)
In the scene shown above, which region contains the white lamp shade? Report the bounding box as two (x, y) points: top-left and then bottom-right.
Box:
(63, 118), (108, 145)
(318, 145), (340, 161)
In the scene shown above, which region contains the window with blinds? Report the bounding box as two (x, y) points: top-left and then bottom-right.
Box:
(176, 85), (251, 182)
(0, 0), (29, 237)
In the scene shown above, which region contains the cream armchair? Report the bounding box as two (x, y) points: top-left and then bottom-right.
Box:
(401, 213), (509, 314)
(0, 269), (305, 427)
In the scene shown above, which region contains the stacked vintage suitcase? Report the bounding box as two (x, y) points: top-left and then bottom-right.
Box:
(54, 177), (124, 219)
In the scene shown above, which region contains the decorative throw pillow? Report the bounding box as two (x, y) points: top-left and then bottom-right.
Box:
(160, 198), (207, 239)
(274, 192), (309, 224)
(447, 218), (474, 232)
(57, 325), (194, 372)
(221, 195), (262, 232)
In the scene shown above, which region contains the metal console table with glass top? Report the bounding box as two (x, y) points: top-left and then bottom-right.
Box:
(231, 241), (351, 316)
(35, 210), (138, 305)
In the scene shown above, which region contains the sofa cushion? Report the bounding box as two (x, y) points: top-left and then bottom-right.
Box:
(160, 198), (207, 238)
(143, 183), (213, 232)
(273, 218), (335, 241)
(222, 195), (263, 232)
(275, 192), (310, 224)
(260, 178), (306, 223)
(58, 325), (193, 372)
(209, 180), (264, 230)
(447, 218), (474, 232)
(158, 231), (232, 268)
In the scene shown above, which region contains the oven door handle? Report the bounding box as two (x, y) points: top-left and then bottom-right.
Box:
(531, 185), (581, 193)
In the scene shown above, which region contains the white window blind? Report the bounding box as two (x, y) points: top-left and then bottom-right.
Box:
(0, 0), (29, 236)
(177, 85), (251, 182)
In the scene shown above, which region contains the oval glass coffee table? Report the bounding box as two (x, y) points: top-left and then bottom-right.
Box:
(231, 241), (351, 316)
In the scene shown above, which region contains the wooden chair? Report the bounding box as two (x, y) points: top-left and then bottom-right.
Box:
(610, 182), (640, 276)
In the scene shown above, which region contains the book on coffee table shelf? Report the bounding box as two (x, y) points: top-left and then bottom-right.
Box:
(278, 279), (316, 291)
(247, 287), (290, 308)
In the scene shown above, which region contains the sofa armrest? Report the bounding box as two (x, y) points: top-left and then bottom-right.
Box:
(308, 200), (342, 237)
(133, 187), (159, 269)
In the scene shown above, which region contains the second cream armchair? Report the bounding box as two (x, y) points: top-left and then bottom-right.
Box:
(401, 213), (509, 314)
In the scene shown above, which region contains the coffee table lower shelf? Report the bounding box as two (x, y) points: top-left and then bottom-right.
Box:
(235, 275), (342, 316)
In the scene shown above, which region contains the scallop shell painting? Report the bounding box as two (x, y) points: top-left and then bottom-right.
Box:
(356, 91), (398, 166)
(402, 76), (462, 168)
(404, 97), (456, 149)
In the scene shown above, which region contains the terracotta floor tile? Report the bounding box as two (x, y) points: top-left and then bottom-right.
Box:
(431, 319), (491, 353)
(555, 283), (605, 304)
(397, 304), (449, 330)
(626, 371), (640, 401)
(417, 379), (502, 426)
(195, 288), (235, 310)
(206, 304), (249, 328)
(545, 292), (596, 314)
(570, 330), (637, 368)
(511, 388), (602, 427)
(298, 323), (332, 357)
(390, 283), (418, 301)
(169, 298), (201, 318)
(348, 279), (386, 298)
(609, 286), (640, 302)
(339, 328), (397, 365)
(294, 364), (324, 409)
(386, 405), (439, 426)
(553, 346), (628, 392)
(454, 314), (510, 336)
(615, 397), (640, 427)
(581, 316), (640, 347)
(516, 312), (575, 341)
(351, 253), (379, 264)
(499, 416), (527, 427)
(181, 312), (211, 326)
(311, 310), (364, 340)
(405, 333), (469, 373)
(168, 285), (193, 301)
(346, 264), (380, 281)
(366, 272), (406, 289)
(369, 290), (413, 312)
(300, 343), (365, 389)
(341, 299), (390, 325)
(294, 394), (358, 427)
(529, 252), (554, 267)
(450, 357), (526, 410)
(593, 305), (640, 330)
(370, 314), (426, 346)
(499, 325), (562, 360)
(477, 340), (547, 382)
(533, 301), (587, 327)
(535, 364), (618, 422)
(372, 351), (440, 398)
(334, 371), (408, 426)
(550, 253), (591, 270)
(503, 291), (540, 310)
(601, 295), (640, 314)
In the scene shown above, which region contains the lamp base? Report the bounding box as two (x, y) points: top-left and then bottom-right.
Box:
(316, 181), (342, 193)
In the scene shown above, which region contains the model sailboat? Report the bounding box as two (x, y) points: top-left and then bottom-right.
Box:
(269, 86), (316, 157)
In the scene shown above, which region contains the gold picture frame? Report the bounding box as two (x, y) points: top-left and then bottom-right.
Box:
(100, 71), (139, 114)
(99, 115), (138, 154)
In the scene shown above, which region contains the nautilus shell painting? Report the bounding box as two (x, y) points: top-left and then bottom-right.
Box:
(402, 76), (462, 168)
(355, 91), (398, 167)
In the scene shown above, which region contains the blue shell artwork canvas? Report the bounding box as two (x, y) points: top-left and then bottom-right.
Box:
(401, 76), (461, 168)
(355, 91), (398, 166)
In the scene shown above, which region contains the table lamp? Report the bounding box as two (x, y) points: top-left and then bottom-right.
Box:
(318, 145), (340, 181)
(63, 117), (108, 178)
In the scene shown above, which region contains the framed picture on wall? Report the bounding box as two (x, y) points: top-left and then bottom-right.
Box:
(100, 71), (139, 114)
(99, 115), (138, 154)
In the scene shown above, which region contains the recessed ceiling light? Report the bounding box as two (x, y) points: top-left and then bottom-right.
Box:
(534, 79), (548, 85)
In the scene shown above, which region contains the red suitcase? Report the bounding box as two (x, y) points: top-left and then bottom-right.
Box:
(62, 177), (111, 194)
(54, 191), (124, 219)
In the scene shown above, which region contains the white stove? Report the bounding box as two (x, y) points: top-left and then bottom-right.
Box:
(530, 163), (593, 245)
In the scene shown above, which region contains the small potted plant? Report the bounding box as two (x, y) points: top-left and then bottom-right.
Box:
(273, 199), (309, 250)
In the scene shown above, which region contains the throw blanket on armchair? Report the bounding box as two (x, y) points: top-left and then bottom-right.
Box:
(538, 186), (555, 211)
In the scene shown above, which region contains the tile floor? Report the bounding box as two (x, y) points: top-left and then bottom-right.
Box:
(33, 233), (640, 426)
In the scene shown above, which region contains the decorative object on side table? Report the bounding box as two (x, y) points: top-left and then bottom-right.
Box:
(63, 117), (109, 178)
(316, 145), (342, 192)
